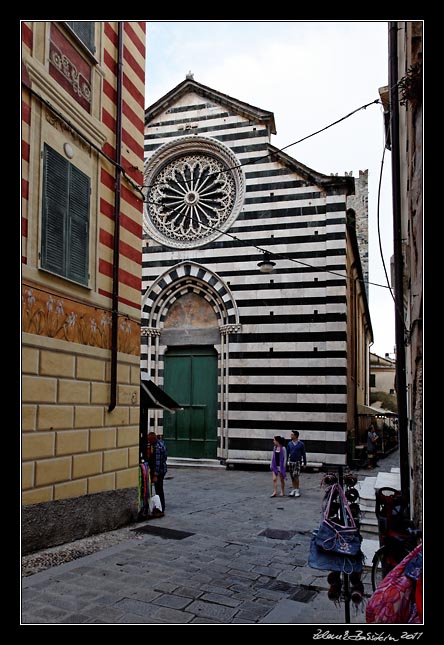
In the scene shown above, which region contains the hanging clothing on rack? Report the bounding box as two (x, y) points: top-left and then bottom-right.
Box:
(138, 462), (151, 519)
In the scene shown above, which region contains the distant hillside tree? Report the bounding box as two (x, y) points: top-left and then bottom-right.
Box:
(370, 391), (398, 413)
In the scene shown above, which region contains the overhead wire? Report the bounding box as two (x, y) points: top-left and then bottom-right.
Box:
(141, 98), (381, 190)
(374, 93), (410, 337)
(143, 97), (392, 292)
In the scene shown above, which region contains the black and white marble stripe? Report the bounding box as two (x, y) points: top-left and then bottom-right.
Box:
(141, 83), (357, 466)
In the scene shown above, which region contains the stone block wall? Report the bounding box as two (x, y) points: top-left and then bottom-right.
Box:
(21, 333), (140, 553)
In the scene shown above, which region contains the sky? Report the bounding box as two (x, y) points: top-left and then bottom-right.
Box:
(145, 20), (396, 358)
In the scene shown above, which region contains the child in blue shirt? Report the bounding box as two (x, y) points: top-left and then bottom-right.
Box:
(287, 430), (307, 497)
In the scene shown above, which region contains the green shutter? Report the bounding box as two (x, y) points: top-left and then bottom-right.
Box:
(41, 145), (90, 285)
(42, 145), (69, 275)
(68, 165), (90, 285)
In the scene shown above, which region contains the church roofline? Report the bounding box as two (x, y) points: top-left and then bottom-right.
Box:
(267, 144), (355, 196)
(145, 77), (277, 135)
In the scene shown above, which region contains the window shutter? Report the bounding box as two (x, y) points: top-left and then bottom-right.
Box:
(41, 144), (90, 286)
(42, 145), (68, 275)
(68, 166), (90, 285)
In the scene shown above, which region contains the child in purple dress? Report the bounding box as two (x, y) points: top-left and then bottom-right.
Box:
(270, 436), (287, 497)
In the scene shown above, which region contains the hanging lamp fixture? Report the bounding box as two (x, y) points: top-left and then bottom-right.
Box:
(257, 251), (276, 274)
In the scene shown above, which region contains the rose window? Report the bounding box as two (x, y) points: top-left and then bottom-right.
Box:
(143, 137), (245, 249)
(149, 155), (235, 242)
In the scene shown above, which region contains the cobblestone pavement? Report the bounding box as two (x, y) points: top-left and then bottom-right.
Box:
(21, 450), (423, 630)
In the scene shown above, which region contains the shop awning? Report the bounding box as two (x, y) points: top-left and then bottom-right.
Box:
(357, 404), (397, 417)
(140, 376), (183, 412)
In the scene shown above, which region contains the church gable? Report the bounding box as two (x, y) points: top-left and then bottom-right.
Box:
(144, 78), (276, 159)
(144, 81), (352, 201)
(146, 89), (260, 144)
(142, 79), (358, 467)
(146, 77), (276, 127)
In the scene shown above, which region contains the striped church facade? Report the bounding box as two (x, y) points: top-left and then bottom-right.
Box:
(21, 21), (146, 551)
(141, 78), (372, 468)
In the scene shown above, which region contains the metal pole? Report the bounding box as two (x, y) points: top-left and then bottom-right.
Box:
(108, 21), (124, 412)
(338, 465), (351, 624)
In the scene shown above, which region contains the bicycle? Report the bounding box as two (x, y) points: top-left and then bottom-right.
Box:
(371, 525), (422, 591)
(370, 486), (422, 591)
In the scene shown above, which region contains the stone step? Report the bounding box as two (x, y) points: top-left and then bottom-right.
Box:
(357, 476), (378, 499)
(361, 529), (380, 541)
(374, 471), (401, 490)
(360, 516), (378, 526)
(359, 500), (376, 511)
(360, 509), (378, 520)
(361, 538), (380, 567)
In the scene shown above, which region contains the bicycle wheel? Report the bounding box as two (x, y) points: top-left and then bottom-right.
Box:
(371, 548), (386, 591)
(371, 544), (411, 591)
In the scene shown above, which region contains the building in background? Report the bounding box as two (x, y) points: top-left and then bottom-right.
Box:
(344, 169), (369, 301)
(141, 77), (373, 469)
(21, 21), (146, 552)
(370, 351), (396, 400)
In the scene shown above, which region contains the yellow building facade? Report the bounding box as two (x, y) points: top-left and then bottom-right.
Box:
(21, 21), (146, 552)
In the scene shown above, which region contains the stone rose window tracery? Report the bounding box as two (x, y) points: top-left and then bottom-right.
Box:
(143, 137), (245, 249)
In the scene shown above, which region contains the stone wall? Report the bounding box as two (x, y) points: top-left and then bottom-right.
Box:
(22, 333), (140, 552)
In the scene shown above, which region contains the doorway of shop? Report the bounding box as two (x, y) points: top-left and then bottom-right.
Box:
(163, 346), (218, 459)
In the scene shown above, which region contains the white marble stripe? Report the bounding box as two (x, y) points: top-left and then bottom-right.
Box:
(242, 198), (330, 212)
(228, 393), (347, 404)
(142, 274), (338, 291)
(246, 185), (323, 198)
(237, 322), (346, 333)
(144, 249), (346, 268)
(227, 429), (347, 441)
(226, 451), (346, 464)
(233, 220), (346, 235)
(228, 359), (348, 368)
(144, 132), (270, 151)
(228, 342), (344, 352)
(228, 376), (348, 385)
(228, 411), (347, 422)
(145, 118), (257, 135)
(237, 304), (347, 315)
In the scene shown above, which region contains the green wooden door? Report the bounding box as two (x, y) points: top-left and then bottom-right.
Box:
(163, 346), (218, 458)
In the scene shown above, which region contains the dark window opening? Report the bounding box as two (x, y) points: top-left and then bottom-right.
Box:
(66, 21), (96, 54)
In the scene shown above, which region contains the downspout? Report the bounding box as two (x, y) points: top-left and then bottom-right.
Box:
(368, 341), (374, 405)
(109, 22), (124, 412)
(353, 274), (358, 452)
(389, 22), (410, 506)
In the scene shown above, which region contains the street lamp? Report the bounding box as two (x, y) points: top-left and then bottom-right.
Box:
(257, 251), (276, 274)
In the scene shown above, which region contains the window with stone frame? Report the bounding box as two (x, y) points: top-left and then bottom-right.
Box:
(41, 144), (90, 286)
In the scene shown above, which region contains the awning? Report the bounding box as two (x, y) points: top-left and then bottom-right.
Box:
(140, 377), (183, 412)
(357, 404), (397, 417)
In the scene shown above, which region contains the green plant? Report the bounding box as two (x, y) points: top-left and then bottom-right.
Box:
(398, 62), (422, 108)
(370, 391), (398, 413)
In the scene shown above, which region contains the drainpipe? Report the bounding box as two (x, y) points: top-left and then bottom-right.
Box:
(389, 22), (410, 507)
(109, 22), (124, 412)
(368, 340), (374, 405)
(353, 274), (358, 453)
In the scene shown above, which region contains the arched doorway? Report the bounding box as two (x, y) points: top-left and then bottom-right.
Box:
(141, 261), (241, 461)
(163, 346), (218, 458)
